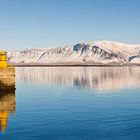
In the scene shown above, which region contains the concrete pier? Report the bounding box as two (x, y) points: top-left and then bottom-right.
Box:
(0, 67), (15, 91)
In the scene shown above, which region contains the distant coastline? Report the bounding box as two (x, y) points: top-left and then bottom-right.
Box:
(13, 63), (140, 67)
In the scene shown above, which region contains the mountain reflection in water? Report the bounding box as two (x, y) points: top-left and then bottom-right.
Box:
(16, 67), (140, 90)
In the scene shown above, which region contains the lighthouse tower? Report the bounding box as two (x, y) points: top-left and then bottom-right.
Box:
(0, 51), (7, 68)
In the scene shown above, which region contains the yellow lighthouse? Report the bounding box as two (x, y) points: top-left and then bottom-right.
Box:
(0, 51), (7, 68)
(0, 50), (15, 91)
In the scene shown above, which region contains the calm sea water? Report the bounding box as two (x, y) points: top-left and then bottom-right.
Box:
(0, 67), (140, 140)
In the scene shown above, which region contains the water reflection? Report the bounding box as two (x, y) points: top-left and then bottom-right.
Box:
(16, 67), (140, 90)
(0, 91), (15, 133)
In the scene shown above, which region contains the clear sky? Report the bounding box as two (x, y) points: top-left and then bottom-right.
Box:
(0, 0), (140, 50)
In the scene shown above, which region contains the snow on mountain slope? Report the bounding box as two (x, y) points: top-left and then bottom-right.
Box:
(7, 41), (140, 65)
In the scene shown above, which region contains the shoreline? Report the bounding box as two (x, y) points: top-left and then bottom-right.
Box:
(13, 64), (140, 67)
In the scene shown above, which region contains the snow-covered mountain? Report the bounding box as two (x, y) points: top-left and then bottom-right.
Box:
(7, 41), (140, 65)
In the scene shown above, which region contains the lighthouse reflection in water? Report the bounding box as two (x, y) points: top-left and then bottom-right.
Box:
(0, 91), (16, 133)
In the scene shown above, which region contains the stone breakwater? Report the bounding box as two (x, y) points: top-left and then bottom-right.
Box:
(0, 67), (15, 91)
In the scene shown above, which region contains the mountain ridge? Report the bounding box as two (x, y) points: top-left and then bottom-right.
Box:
(7, 41), (140, 65)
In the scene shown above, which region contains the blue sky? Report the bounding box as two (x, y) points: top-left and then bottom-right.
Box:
(0, 0), (140, 50)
